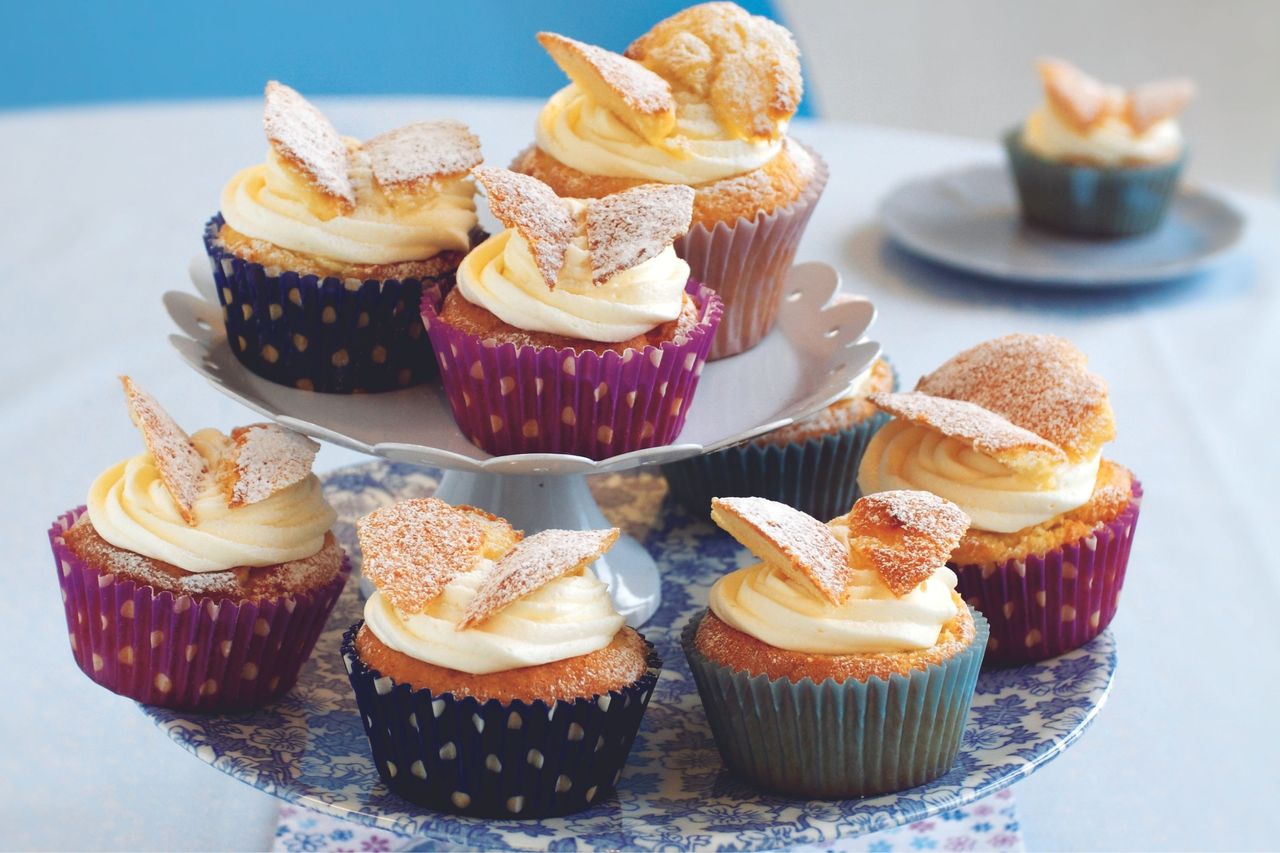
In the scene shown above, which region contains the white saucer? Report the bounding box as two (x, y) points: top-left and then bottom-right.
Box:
(880, 164), (1245, 287)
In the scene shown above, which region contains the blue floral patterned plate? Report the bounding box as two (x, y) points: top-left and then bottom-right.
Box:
(143, 462), (1117, 850)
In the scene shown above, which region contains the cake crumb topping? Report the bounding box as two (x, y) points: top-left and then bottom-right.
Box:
(365, 120), (483, 194)
(474, 167), (576, 289)
(120, 377), (206, 526)
(458, 527), (619, 628)
(914, 333), (1115, 462)
(711, 496), (852, 604)
(1037, 58), (1193, 134)
(263, 81), (356, 214)
(586, 183), (694, 284)
(837, 491), (969, 597)
(357, 498), (489, 614)
(538, 31), (676, 144)
(222, 423), (320, 508)
(870, 391), (1067, 476)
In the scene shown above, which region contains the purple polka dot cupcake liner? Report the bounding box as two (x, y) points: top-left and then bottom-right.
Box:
(50, 507), (351, 711)
(681, 608), (988, 798)
(1004, 130), (1185, 237)
(203, 215), (452, 394)
(951, 478), (1143, 667)
(675, 142), (827, 360)
(661, 411), (891, 523)
(340, 622), (661, 818)
(422, 279), (722, 460)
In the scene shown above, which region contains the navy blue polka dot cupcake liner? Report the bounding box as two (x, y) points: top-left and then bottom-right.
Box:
(340, 622), (662, 818)
(203, 215), (450, 394)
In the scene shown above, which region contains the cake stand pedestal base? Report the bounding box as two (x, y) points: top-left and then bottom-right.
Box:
(433, 469), (661, 627)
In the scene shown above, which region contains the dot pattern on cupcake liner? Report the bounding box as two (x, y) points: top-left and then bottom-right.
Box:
(49, 506), (350, 711)
(951, 479), (1142, 667)
(340, 622), (662, 818)
(681, 607), (989, 799)
(422, 279), (722, 460)
(204, 215), (450, 394)
(675, 142), (828, 360)
(1003, 131), (1184, 237)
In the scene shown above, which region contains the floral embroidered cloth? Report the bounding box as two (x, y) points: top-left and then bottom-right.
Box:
(272, 789), (1024, 851)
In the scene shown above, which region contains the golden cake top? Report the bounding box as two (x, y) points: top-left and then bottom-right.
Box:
(711, 496), (852, 605)
(220, 423), (321, 509)
(357, 497), (622, 625)
(835, 491), (970, 598)
(914, 333), (1115, 463)
(363, 120), (484, 201)
(357, 498), (514, 614)
(263, 81), (356, 218)
(537, 31), (676, 144)
(260, 81), (483, 220)
(869, 391), (1068, 479)
(119, 377), (320, 526)
(473, 167), (694, 289)
(1037, 58), (1193, 135)
(458, 528), (621, 628)
(626, 2), (802, 142)
(121, 376), (207, 525)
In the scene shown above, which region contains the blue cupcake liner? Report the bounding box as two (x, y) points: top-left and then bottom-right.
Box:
(1003, 128), (1184, 237)
(340, 622), (662, 818)
(203, 215), (456, 393)
(681, 608), (988, 798)
(661, 412), (890, 522)
(661, 363), (897, 521)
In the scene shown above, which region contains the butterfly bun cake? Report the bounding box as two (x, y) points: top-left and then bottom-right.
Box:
(683, 493), (988, 797)
(664, 295), (896, 520)
(47, 378), (349, 710)
(422, 167), (722, 460)
(1006, 58), (1195, 236)
(342, 497), (660, 817)
(858, 334), (1142, 665)
(512, 2), (827, 359)
(206, 81), (485, 393)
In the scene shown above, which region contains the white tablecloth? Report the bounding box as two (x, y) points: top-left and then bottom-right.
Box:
(2, 97), (1276, 851)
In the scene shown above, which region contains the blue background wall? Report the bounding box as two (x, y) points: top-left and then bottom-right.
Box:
(4, 1), (809, 114)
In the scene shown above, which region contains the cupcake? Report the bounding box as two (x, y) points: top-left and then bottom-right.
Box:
(48, 378), (349, 710)
(1006, 58), (1194, 237)
(343, 497), (661, 817)
(512, 3), (826, 358)
(422, 167), (722, 460)
(684, 493), (987, 797)
(858, 334), (1142, 665)
(662, 336), (896, 520)
(207, 81), (485, 392)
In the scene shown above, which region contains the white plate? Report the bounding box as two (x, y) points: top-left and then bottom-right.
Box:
(880, 164), (1245, 286)
(169, 261), (880, 476)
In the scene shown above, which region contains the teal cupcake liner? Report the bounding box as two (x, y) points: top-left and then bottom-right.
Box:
(681, 608), (988, 798)
(660, 412), (890, 522)
(1003, 128), (1184, 237)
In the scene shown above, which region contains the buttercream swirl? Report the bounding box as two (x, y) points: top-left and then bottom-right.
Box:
(1022, 103), (1182, 166)
(709, 523), (958, 654)
(220, 141), (477, 265)
(456, 200), (690, 342)
(87, 429), (336, 573)
(363, 566), (624, 675)
(536, 84), (783, 184)
(857, 420), (1101, 534)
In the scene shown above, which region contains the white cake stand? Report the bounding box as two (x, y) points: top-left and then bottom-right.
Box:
(167, 260), (880, 626)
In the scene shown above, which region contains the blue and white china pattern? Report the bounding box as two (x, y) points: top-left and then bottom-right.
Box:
(144, 462), (1116, 851)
